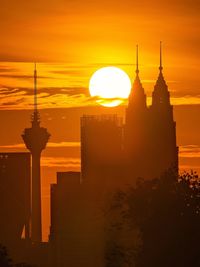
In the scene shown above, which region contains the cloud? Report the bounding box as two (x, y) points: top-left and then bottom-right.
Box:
(0, 67), (18, 73)
(41, 157), (80, 169)
(1, 83), (200, 110)
(0, 85), (93, 110)
(50, 70), (83, 76)
(0, 141), (80, 149)
(0, 85), (89, 96)
(47, 142), (80, 148)
(1, 62), (200, 110)
(179, 145), (200, 158)
(0, 74), (50, 80)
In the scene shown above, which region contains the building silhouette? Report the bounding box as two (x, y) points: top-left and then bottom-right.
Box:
(125, 43), (178, 179)
(0, 152), (31, 261)
(0, 46), (179, 267)
(124, 45), (149, 179)
(81, 114), (124, 186)
(149, 43), (178, 177)
(48, 44), (179, 267)
(49, 171), (109, 267)
(22, 64), (50, 243)
(49, 172), (86, 267)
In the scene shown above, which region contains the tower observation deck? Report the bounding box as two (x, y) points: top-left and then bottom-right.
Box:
(22, 64), (50, 243)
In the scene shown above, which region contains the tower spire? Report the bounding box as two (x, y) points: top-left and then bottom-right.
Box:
(136, 44), (139, 75)
(32, 63), (40, 125)
(34, 63), (38, 113)
(152, 41), (170, 107)
(127, 45), (146, 109)
(22, 62), (50, 243)
(159, 41), (163, 72)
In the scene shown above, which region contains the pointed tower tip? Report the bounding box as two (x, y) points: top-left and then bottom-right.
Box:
(32, 62), (40, 125)
(34, 63), (38, 113)
(159, 41), (163, 72)
(136, 44), (139, 75)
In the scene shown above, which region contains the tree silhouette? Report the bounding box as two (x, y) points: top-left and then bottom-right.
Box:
(0, 244), (35, 267)
(107, 170), (200, 267)
(14, 263), (35, 267)
(0, 245), (12, 267)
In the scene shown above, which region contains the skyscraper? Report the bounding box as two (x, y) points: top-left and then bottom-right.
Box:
(81, 114), (123, 185)
(48, 45), (179, 267)
(0, 152), (31, 246)
(149, 42), (178, 177)
(22, 64), (50, 243)
(124, 43), (178, 179)
(124, 45), (150, 178)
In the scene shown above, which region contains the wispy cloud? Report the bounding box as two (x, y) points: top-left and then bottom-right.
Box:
(0, 141), (80, 149)
(41, 156), (80, 169)
(179, 145), (200, 158)
(0, 67), (18, 73)
(0, 89), (93, 110)
(0, 74), (50, 80)
(0, 142), (81, 170)
(1, 62), (200, 110)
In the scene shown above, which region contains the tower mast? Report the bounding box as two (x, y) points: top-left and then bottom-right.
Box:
(22, 64), (50, 243)
(34, 63), (37, 113)
(136, 44), (139, 75)
(159, 41), (163, 72)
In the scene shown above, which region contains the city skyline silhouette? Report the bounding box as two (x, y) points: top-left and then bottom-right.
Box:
(0, 0), (200, 265)
(0, 44), (192, 267)
(0, 50), (199, 242)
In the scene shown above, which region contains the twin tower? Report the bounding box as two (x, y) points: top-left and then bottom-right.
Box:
(81, 43), (178, 187)
(124, 44), (178, 179)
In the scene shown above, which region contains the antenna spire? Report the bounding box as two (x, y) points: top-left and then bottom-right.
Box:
(136, 44), (139, 75)
(34, 63), (38, 112)
(159, 41), (163, 72)
(32, 63), (40, 125)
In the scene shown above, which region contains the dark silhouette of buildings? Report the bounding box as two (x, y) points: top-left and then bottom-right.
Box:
(81, 114), (124, 186)
(0, 152), (31, 261)
(49, 171), (108, 267)
(22, 64), (50, 243)
(149, 43), (178, 177)
(124, 43), (178, 179)
(49, 172), (85, 267)
(0, 46), (179, 267)
(80, 44), (178, 183)
(48, 44), (179, 267)
(124, 45), (150, 179)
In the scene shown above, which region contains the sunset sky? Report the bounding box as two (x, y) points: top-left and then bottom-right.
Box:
(1, 0), (200, 240)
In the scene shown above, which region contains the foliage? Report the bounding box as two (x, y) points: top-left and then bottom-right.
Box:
(14, 263), (35, 267)
(0, 244), (34, 267)
(106, 170), (200, 267)
(0, 244), (12, 267)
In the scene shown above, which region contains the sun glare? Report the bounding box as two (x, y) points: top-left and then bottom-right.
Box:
(89, 66), (131, 107)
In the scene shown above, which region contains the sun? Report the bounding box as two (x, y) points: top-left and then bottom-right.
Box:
(89, 66), (131, 107)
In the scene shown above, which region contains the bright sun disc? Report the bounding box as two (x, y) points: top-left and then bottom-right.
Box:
(89, 66), (131, 107)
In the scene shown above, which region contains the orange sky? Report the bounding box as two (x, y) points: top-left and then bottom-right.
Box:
(0, 0), (200, 240)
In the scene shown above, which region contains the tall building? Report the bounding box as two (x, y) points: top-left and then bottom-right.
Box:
(49, 45), (178, 267)
(124, 45), (150, 178)
(49, 172), (87, 267)
(49, 116), (124, 267)
(125, 43), (178, 179)
(22, 64), (50, 243)
(149, 42), (178, 177)
(0, 152), (31, 259)
(81, 114), (123, 187)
